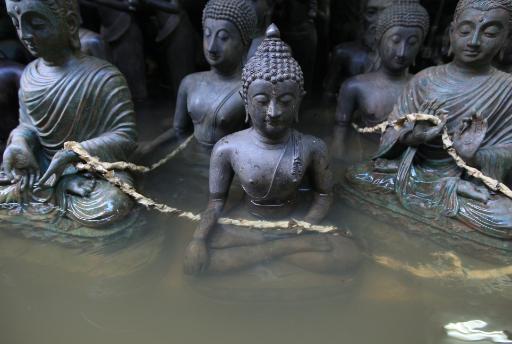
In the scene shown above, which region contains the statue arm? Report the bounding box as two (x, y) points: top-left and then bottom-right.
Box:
(193, 141), (234, 241)
(9, 103), (39, 149)
(79, 74), (137, 161)
(335, 79), (358, 127)
(304, 140), (333, 224)
(173, 77), (193, 140)
(474, 145), (512, 182)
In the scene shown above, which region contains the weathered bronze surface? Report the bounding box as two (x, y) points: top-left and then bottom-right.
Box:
(323, 0), (421, 100)
(184, 25), (361, 276)
(1, 0), (138, 239)
(136, 0), (257, 157)
(343, 0), (512, 246)
(332, 2), (429, 159)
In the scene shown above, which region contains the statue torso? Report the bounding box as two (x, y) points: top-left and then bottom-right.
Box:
(186, 72), (245, 146)
(227, 129), (311, 216)
(354, 72), (411, 126)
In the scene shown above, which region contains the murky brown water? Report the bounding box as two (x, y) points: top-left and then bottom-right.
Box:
(0, 102), (510, 344)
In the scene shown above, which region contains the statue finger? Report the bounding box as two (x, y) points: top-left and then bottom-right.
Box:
(38, 162), (60, 186)
(20, 174), (28, 192)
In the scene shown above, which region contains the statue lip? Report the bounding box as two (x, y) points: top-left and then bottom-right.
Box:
(463, 49), (481, 57)
(206, 52), (221, 61)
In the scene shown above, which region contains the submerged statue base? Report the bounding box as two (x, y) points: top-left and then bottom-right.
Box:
(337, 174), (512, 265)
(0, 195), (141, 244)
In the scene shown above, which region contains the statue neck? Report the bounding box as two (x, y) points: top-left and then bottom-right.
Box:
(210, 64), (241, 80)
(252, 127), (292, 148)
(451, 59), (493, 76)
(40, 50), (80, 70)
(378, 65), (408, 80)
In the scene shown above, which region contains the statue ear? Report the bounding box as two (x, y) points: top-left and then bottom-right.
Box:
(66, 11), (81, 50)
(447, 23), (454, 57)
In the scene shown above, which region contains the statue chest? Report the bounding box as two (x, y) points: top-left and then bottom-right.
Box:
(187, 83), (245, 132)
(358, 82), (405, 124)
(231, 143), (307, 201)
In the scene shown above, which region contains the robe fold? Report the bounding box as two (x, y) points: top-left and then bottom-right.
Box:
(2, 54), (137, 229)
(347, 64), (512, 239)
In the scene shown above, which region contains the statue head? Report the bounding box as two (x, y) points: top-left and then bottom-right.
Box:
(242, 24), (305, 139)
(202, 0), (257, 70)
(362, 0), (419, 47)
(451, 0), (512, 68)
(376, 2), (429, 73)
(6, 0), (81, 61)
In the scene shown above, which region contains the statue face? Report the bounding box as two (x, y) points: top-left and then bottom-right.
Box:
(450, 7), (510, 68)
(247, 79), (302, 139)
(6, 0), (72, 59)
(203, 18), (245, 69)
(379, 26), (423, 72)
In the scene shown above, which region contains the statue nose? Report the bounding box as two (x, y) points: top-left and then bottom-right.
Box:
(469, 32), (481, 47)
(266, 101), (280, 118)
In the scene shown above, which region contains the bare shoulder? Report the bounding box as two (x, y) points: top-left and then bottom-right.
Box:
(339, 74), (364, 95)
(212, 129), (250, 158)
(300, 132), (329, 158)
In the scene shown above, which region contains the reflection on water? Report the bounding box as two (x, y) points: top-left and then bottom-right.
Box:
(0, 104), (510, 344)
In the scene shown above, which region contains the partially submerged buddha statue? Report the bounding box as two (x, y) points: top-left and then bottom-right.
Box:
(184, 25), (360, 275)
(2, 0), (137, 236)
(323, 0), (421, 101)
(332, 2), (429, 159)
(344, 0), (512, 242)
(136, 0), (256, 156)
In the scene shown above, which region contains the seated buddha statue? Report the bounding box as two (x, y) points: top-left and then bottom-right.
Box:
(323, 0), (421, 101)
(345, 0), (512, 241)
(332, 2), (429, 160)
(1, 0), (137, 235)
(183, 25), (361, 276)
(135, 0), (256, 157)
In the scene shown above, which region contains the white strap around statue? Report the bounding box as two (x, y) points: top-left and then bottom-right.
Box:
(445, 320), (512, 343)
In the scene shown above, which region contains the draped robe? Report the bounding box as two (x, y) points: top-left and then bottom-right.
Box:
(0, 54), (137, 229)
(347, 64), (512, 239)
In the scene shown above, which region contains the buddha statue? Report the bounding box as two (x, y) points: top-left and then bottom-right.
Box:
(1, 0), (137, 236)
(79, 27), (112, 62)
(344, 0), (512, 243)
(183, 25), (361, 275)
(135, 0), (257, 157)
(323, 0), (420, 101)
(246, 0), (275, 59)
(151, 0), (199, 99)
(332, 2), (429, 159)
(98, 5), (147, 101)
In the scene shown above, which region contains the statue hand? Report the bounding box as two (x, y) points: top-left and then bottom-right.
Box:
(183, 239), (209, 275)
(37, 149), (78, 189)
(453, 112), (487, 162)
(402, 100), (448, 146)
(132, 141), (153, 161)
(3, 141), (40, 190)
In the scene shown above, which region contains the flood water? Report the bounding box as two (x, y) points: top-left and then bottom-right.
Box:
(0, 100), (510, 344)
